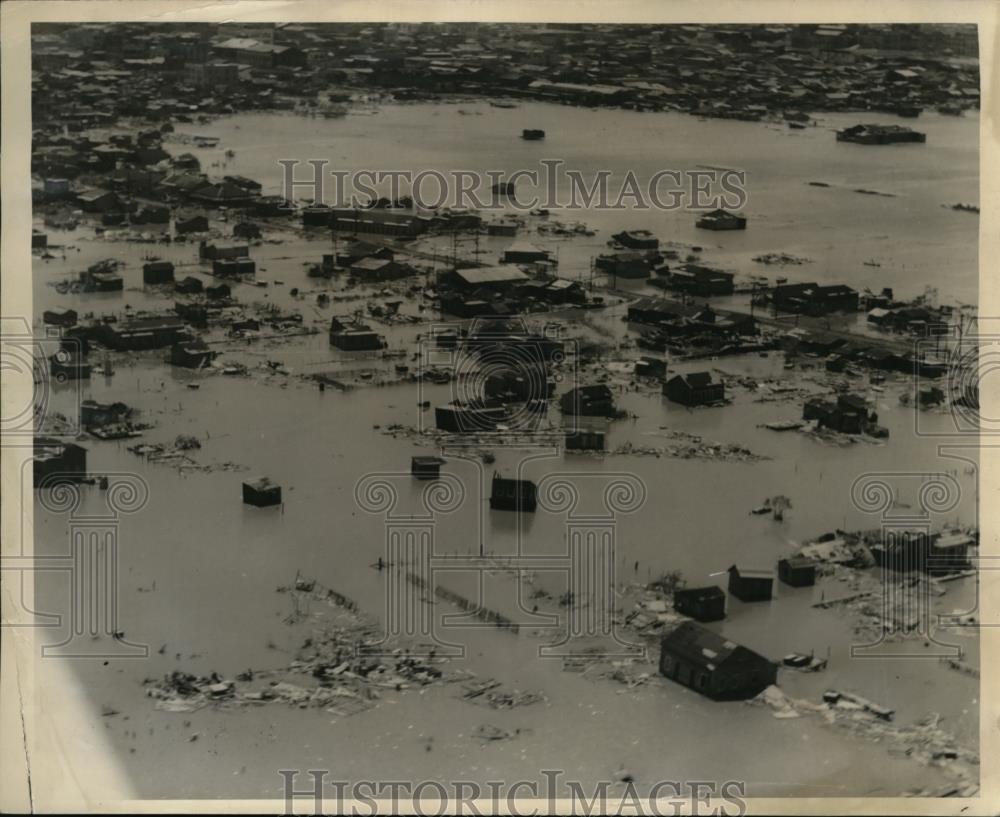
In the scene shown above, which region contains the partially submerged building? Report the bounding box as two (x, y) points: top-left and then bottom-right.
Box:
(34, 437), (87, 487)
(696, 209), (747, 231)
(564, 429), (606, 451)
(411, 456), (445, 480)
(727, 565), (774, 602)
(169, 339), (215, 369)
(435, 404), (505, 433)
(672, 585), (726, 622)
(836, 123), (926, 144)
(659, 621), (777, 700)
(143, 260), (175, 285)
(329, 317), (385, 351)
(663, 372), (725, 406)
(242, 477), (282, 507)
(559, 384), (617, 417)
(773, 282), (859, 315)
(489, 472), (537, 512)
(778, 556), (818, 587)
(803, 393), (879, 434)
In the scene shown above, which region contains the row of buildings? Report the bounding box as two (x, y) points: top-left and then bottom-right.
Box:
(30, 22), (979, 145)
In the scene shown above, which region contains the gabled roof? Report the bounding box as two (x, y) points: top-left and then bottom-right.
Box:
(660, 621), (770, 672)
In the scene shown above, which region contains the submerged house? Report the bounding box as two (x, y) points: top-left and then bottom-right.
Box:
(778, 556), (818, 587)
(595, 251), (654, 279)
(695, 209), (746, 231)
(663, 372), (725, 406)
(213, 257), (256, 277)
(168, 339), (215, 369)
(803, 393), (878, 434)
(242, 477), (282, 507)
(727, 565), (774, 602)
(329, 317), (385, 351)
(489, 473), (537, 512)
(836, 124), (926, 144)
(34, 437), (88, 487)
(435, 404), (505, 433)
(659, 621), (777, 700)
(43, 307), (77, 327)
(672, 585), (726, 622)
(871, 529), (974, 574)
(559, 384), (617, 417)
(142, 260), (175, 285)
(411, 456), (445, 480)
(665, 264), (735, 296)
(612, 229), (659, 250)
(93, 316), (188, 350)
(773, 282), (859, 315)
(564, 429), (606, 451)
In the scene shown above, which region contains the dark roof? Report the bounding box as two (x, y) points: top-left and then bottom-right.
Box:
(686, 372), (714, 387)
(780, 556), (817, 570)
(674, 585), (725, 601)
(660, 621), (770, 672)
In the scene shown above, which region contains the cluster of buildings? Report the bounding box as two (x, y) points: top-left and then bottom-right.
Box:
(30, 22), (979, 144)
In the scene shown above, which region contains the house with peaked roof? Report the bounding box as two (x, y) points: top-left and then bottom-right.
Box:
(659, 621), (777, 699)
(663, 372), (725, 406)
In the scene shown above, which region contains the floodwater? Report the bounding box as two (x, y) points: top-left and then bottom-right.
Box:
(29, 101), (980, 800)
(170, 100), (980, 304)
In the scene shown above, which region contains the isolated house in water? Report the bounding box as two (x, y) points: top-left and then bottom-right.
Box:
(695, 209), (746, 231)
(659, 621), (777, 700)
(663, 372), (725, 406)
(489, 472), (537, 512)
(727, 565), (774, 602)
(672, 586), (726, 622)
(411, 456), (445, 480)
(242, 477), (282, 507)
(778, 557), (817, 587)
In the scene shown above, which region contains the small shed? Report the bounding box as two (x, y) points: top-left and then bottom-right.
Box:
(673, 585), (726, 622)
(489, 472), (537, 512)
(411, 456), (445, 480)
(778, 556), (817, 587)
(243, 477), (282, 507)
(727, 565), (774, 602)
